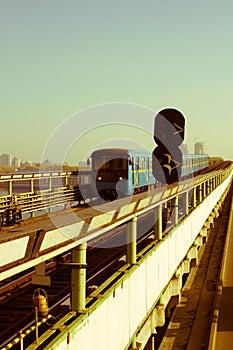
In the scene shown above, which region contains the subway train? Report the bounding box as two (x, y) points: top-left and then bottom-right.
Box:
(89, 148), (209, 201)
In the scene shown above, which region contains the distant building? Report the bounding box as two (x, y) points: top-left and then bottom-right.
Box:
(21, 160), (32, 167)
(180, 143), (189, 154)
(12, 157), (21, 167)
(195, 142), (206, 154)
(0, 153), (12, 166)
(43, 159), (52, 166)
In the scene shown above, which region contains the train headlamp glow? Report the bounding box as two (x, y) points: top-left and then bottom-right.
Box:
(97, 176), (102, 181)
(119, 176), (123, 180)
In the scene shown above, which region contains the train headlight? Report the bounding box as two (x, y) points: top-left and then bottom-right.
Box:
(97, 176), (102, 181)
(119, 176), (123, 181)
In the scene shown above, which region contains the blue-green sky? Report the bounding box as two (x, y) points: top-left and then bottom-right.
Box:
(1, 0), (232, 163)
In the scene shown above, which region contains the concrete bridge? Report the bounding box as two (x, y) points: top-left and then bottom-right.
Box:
(1, 165), (233, 350)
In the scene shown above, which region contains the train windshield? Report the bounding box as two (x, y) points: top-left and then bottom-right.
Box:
(93, 157), (128, 171)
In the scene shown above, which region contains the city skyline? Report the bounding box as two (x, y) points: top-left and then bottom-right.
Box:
(0, 1), (232, 163)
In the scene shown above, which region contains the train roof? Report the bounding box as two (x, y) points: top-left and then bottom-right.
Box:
(91, 148), (150, 156)
(91, 148), (209, 158)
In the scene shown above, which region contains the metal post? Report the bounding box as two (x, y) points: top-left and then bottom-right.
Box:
(214, 176), (217, 189)
(207, 179), (211, 195)
(30, 179), (34, 192)
(35, 306), (39, 343)
(152, 335), (155, 350)
(201, 182), (206, 199)
(173, 195), (179, 226)
(197, 185), (202, 203)
(154, 204), (162, 241)
(191, 187), (196, 208)
(30, 179), (35, 218)
(184, 191), (189, 216)
(20, 330), (23, 350)
(8, 180), (13, 196)
(130, 334), (137, 350)
(205, 180), (208, 196)
(48, 177), (52, 190)
(126, 216), (137, 264)
(210, 178), (213, 192)
(71, 242), (87, 312)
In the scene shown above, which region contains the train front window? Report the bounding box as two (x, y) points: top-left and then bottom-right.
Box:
(93, 157), (128, 171)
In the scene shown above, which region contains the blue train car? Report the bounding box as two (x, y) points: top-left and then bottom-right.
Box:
(90, 148), (209, 200)
(182, 154), (209, 176)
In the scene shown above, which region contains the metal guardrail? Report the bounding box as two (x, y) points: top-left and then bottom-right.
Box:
(0, 170), (78, 181)
(0, 185), (91, 227)
(0, 165), (232, 227)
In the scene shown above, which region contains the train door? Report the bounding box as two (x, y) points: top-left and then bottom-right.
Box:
(131, 156), (135, 185)
(146, 157), (149, 183)
(135, 157), (139, 185)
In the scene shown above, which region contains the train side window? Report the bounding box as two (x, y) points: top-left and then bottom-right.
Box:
(131, 157), (134, 171)
(140, 157), (145, 170)
(136, 157), (139, 170)
(131, 157), (134, 184)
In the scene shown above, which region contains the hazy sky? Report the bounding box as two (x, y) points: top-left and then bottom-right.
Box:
(1, 0), (232, 163)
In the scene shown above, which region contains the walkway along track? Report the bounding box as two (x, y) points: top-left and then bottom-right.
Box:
(157, 180), (233, 350)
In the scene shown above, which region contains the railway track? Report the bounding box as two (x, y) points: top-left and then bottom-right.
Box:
(0, 248), (119, 349)
(0, 209), (158, 349)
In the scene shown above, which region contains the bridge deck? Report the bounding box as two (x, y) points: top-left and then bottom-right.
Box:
(215, 194), (233, 349)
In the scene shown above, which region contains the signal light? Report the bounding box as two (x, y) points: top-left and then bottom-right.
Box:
(152, 108), (185, 185)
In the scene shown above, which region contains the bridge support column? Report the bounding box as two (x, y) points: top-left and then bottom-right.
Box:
(213, 205), (219, 218)
(154, 204), (162, 241)
(195, 235), (203, 247)
(172, 274), (182, 300)
(207, 213), (215, 228)
(71, 242), (87, 312)
(200, 226), (208, 244)
(181, 258), (190, 274)
(155, 303), (165, 327)
(126, 216), (137, 265)
(187, 244), (198, 266)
